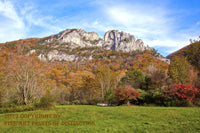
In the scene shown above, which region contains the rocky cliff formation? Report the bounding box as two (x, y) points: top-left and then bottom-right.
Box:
(29, 29), (169, 63)
(103, 30), (152, 52)
(44, 29), (151, 52)
(45, 29), (103, 48)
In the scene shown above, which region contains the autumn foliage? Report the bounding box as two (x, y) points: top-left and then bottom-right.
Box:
(115, 85), (140, 105)
(0, 36), (200, 111)
(165, 84), (199, 102)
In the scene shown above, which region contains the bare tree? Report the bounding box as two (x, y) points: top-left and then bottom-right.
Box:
(6, 55), (48, 105)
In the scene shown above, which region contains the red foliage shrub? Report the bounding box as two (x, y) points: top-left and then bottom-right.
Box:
(165, 84), (199, 102)
(115, 85), (140, 102)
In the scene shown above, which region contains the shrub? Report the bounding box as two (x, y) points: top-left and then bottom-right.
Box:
(104, 90), (115, 105)
(59, 101), (70, 105)
(2, 98), (18, 108)
(135, 89), (147, 105)
(71, 100), (80, 105)
(88, 99), (101, 105)
(163, 99), (176, 107)
(195, 99), (200, 107)
(80, 99), (89, 105)
(124, 38), (130, 42)
(0, 104), (35, 114)
(35, 94), (55, 109)
(164, 84), (199, 106)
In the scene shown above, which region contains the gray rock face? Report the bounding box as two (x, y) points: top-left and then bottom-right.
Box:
(47, 50), (76, 61)
(157, 57), (170, 64)
(46, 29), (152, 52)
(103, 30), (152, 52)
(35, 29), (171, 62)
(47, 29), (102, 48)
(36, 50), (93, 62)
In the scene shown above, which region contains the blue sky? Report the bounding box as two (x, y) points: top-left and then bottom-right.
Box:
(0, 0), (200, 56)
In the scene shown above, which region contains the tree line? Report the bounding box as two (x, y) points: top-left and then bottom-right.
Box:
(0, 40), (200, 113)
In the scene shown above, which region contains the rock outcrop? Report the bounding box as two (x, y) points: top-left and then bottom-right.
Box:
(158, 57), (170, 64)
(103, 30), (152, 52)
(45, 29), (151, 52)
(31, 29), (170, 62)
(46, 29), (102, 48)
(47, 50), (76, 61)
(36, 49), (93, 62)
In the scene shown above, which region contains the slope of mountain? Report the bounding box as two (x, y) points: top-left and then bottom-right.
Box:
(0, 28), (170, 65)
(167, 40), (200, 69)
(166, 45), (189, 60)
(32, 29), (167, 62)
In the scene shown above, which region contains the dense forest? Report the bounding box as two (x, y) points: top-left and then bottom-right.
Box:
(0, 37), (200, 113)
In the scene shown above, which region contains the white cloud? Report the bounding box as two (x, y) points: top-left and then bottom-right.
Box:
(0, 0), (63, 42)
(0, 0), (24, 29)
(0, 0), (25, 42)
(104, 4), (170, 38)
(18, 2), (64, 38)
(92, 2), (200, 56)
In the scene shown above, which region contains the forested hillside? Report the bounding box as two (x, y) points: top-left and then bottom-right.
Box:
(0, 30), (199, 113)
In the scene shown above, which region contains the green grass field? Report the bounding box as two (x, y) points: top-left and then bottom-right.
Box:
(0, 105), (200, 133)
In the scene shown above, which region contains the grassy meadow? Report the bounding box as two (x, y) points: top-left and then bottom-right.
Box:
(0, 105), (200, 133)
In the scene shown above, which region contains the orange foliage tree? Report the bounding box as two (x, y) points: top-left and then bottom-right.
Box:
(5, 55), (51, 105)
(115, 85), (140, 106)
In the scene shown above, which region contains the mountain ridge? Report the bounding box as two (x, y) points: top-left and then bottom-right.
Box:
(0, 28), (170, 64)
(42, 29), (152, 52)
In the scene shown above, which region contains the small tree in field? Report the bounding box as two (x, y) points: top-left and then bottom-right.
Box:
(115, 85), (140, 106)
(165, 84), (199, 103)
